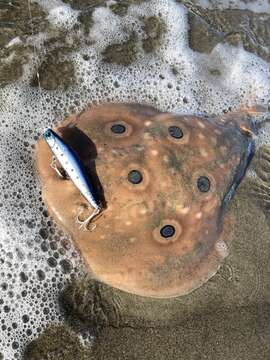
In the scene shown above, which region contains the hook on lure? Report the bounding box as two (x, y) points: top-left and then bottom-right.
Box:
(76, 205), (102, 231)
(43, 128), (102, 231)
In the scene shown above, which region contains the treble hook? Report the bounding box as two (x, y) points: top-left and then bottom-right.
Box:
(75, 206), (102, 231)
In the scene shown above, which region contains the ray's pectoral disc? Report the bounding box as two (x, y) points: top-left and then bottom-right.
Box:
(36, 103), (255, 298)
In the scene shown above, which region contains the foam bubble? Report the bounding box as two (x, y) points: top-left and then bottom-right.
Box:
(215, 240), (229, 259)
(191, 0), (270, 13)
(47, 5), (79, 30)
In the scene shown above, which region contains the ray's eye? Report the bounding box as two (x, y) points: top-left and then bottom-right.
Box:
(128, 170), (143, 184)
(197, 176), (211, 192)
(168, 126), (183, 139)
(160, 225), (175, 238)
(111, 124), (126, 134)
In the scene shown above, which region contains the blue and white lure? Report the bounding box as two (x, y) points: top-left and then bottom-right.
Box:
(43, 128), (101, 231)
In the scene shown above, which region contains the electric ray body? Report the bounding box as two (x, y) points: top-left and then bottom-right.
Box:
(36, 103), (254, 298)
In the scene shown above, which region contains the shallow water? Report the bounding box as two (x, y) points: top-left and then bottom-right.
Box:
(0, 0), (270, 359)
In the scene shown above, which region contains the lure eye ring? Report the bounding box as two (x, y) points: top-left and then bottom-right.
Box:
(44, 129), (52, 139)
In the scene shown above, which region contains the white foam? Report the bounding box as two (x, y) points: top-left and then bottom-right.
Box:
(36, 0), (65, 12)
(5, 37), (22, 48)
(194, 0), (270, 13)
(90, 7), (131, 48)
(0, 0), (270, 358)
(47, 5), (80, 30)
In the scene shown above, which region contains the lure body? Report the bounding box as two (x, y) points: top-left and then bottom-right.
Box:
(43, 128), (100, 211)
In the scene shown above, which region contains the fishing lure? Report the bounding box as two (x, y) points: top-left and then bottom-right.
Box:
(43, 128), (101, 230)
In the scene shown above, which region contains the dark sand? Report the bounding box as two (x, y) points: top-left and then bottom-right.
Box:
(92, 305), (270, 360)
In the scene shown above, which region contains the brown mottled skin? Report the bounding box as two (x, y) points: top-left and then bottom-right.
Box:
(36, 103), (254, 298)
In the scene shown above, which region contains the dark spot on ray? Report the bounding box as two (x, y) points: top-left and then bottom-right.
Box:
(168, 126), (183, 139)
(197, 176), (211, 192)
(128, 170), (143, 184)
(111, 124), (126, 134)
(160, 225), (175, 238)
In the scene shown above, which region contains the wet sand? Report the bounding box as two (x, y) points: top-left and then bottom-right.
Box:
(92, 304), (270, 360)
